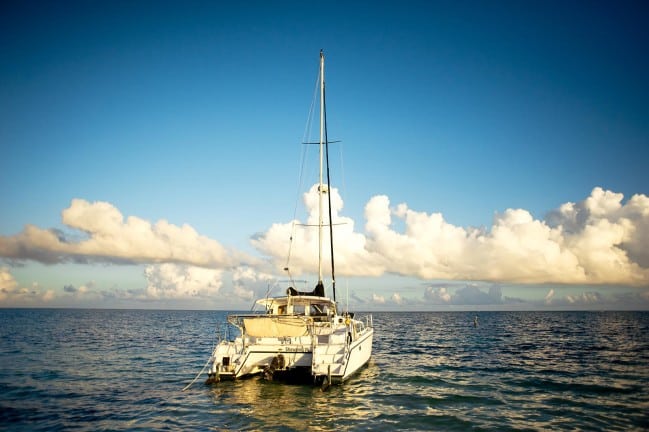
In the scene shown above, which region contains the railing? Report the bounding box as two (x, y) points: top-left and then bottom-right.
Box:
(354, 313), (373, 329)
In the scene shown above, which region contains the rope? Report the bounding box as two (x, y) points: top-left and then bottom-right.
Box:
(182, 355), (213, 392)
(183, 331), (220, 391)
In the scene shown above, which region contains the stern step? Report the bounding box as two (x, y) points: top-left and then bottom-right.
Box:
(312, 344), (346, 377)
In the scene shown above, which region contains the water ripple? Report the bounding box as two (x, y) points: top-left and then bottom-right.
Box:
(1, 310), (648, 430)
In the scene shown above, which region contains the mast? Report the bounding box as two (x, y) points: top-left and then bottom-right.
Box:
(318, 50), (337, 302)
(324, 62), (337, 302)
(317, 50), (325, 285)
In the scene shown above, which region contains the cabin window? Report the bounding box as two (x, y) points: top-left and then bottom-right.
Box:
(292, 305), (305, 315)
(278, 305), (286, 315)
(310, 304), (328, 316)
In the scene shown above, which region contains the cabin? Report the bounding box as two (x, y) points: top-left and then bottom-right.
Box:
(241, 295), (338, 338)
(257, 295), (336, 318)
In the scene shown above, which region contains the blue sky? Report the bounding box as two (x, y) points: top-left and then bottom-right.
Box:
(1, 1), (648, 310)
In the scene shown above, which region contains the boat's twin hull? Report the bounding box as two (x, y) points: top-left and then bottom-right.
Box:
(207, 327), (373, 385)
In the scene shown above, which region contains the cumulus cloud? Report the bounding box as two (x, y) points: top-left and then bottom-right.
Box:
(544, 288), (555, 304)
(416, 283), (649, 309)
(0, 269), (55, 304)
(0, 268), (18, 301)
(231, 266), (276, 302)
(367, 291), (411, 307)
(144, 263), (224, 299)
(2, 186), (648, 305)
(0, 199), (249, 268)
(252, 184), (384, 277)
(42, 289), (55, 302)
(424, 286), (452, 304)
(542, 289), (606, 308)
(61, 282), (96, 299)
(546, 188), (649, 278)
(565, 291), (602, 304)
(254, 186), (649, 286)
(422, 283), (504, 306)
(453, 285), (503, 305)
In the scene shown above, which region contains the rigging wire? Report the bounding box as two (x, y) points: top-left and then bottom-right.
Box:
(285, 62), (321, 284)
(323, 72), (337, 302)
(338, 141), (347, 210)
(336, 133), (348, 301)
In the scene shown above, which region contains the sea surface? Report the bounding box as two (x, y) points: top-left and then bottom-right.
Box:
(1, 309), (648, 431)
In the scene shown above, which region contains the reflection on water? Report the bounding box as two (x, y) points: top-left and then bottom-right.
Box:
(1, 310), (648, 431)
(207, 363), (381, 431)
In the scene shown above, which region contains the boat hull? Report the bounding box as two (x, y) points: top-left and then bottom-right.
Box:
(206, 313), (373, 386)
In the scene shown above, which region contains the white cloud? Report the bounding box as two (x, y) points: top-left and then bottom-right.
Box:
(62, 282), (101, 302)
(565, 291), (602, 304)
(424, 286), (452, 304)
(233, 284), (254, 301)
(231, 266), (276, 302)
(540, 289), (607, 308)
(547, 187), (649, 281)
(255, 186), (649, 286)
(451, 285), (503, 305)
(252, 184), (384, 277)
(0, 270), (56, 305)
(416, 283), (649, 309)
(0, 199), (250, 268)
(421, 283), (532, 306)
(366, 291), (408, 307)
(42, 289), (55, 302)
(544, 288), (555, 304)
(2, 186), (648, 306)
(0, 268), (18, 301)
(144, 263), (224, 299)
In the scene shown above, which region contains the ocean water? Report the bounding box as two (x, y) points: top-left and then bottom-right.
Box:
(1, 310), (648, 431)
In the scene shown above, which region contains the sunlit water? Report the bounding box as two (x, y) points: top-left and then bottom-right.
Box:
(1, 310), (648, 431)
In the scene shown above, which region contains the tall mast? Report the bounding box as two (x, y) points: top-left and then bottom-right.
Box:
(317, 50), (336, 301)
(323, 58), (337, 302)
(318, 50), (325, 284)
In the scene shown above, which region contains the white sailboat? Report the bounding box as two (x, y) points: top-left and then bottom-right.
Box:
(205, 51), (373, 387)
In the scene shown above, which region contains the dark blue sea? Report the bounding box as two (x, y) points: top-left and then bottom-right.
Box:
(1, 310), (648, 431)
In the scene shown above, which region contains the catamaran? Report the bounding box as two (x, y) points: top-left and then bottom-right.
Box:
(205, 51), (373, 387)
